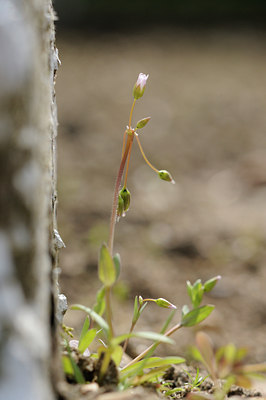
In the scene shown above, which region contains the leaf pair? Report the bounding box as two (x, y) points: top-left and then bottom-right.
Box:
(78, 316), (97, 354)
(186, 276), (221, 309)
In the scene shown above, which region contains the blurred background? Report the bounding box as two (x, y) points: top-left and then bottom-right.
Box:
(54, 0), (266, 362)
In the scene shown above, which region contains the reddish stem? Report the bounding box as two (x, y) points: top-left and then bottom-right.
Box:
(108, 134), (133, 255)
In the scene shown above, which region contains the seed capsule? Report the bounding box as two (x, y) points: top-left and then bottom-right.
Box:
(136, 117), (151, 129)
(120, 186), (131, 211)
(155, 298), (177, 309)
(158, 170), (175, 184)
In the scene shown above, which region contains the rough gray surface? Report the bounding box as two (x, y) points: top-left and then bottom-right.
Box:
(0, 0), (59, 398)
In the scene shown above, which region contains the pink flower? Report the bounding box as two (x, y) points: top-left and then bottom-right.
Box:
(133, 73), (149, 99)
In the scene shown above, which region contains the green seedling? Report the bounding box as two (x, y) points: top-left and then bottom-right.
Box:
(62, 73), (218, 388)
(162, 368), (210, 396)
(188, 331), (266, 400)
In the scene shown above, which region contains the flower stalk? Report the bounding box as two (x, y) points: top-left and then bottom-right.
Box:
(106, 72), (174, 341)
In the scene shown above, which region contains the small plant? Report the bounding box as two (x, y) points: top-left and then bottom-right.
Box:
(162, 368), (210, 397)
(187, 331), (266, 399)
(61, 73), (220, 389)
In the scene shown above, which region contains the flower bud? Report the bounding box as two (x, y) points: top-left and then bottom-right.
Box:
(133, 73), (149, 100)
(158, 170), (175, 184)
(155, 298), (177, 310)
(136, 117), (151, 130)
(119, 186), (131, 212)
(138, 296), (144, 306)
(117, 194), (124, 220)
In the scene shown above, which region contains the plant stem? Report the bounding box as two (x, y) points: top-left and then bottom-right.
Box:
(134, 133), (158, 173)
(128, 99), (136, 128)
(106, 136), (131, 338)
(123, 137), (133, 187)
(106, 99), (136, 341)
(108, 134), (131, 255)
(121, 130), (127, 159)
(108, 99), (136, 256)
(121, 322), (182, 370)
(105, 286), (114, 338)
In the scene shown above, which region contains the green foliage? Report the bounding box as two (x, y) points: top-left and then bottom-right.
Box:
(163, 368), (209, 396)
(187, 279), (204, 308)
(98, 243), (116, 287)
(93, 286), (106, 315)
(203, 276), (221, 293)
(113, 253), (121, 280)
(121, 356), (185, 380)
(132, 295), (147, 324)
(111, 331), (175, 347)
(186, 276), (220, 309)
(181, 305), (215, 328)
(71, 304), (110, 336)
(78, 328), (97, 354)
(188, 331), (266, 399)
(63, 341), (85, 384)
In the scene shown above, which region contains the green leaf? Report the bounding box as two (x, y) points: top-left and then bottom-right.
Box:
(132, 296), (139, 324)
(235, 363), (266, 374)
(98, 243), (116, 287)
(195, 332), (216, 378)
(65, 346), (85, 384)
(132, 297), (147, 324)
(93, 286), (106, 316)
(79, 316), (90, 344)
(71, 304), (110, 335)
(139, 302), (147, 315)
(235, 347), (248, 362)
(192, 279), (204, 308)
(187, 280), (205, 308)
(111, 345), (123, 366)
(224, 343), (237, 366)
(204, 276), (221, 293)
(181, 305), (214, 327)
(111, 331), (175, 347)
(121, 356), (185, 379)
(133, 366), (171, 385)
(113, 253), (121, 280)
(189, 345), (204, 363)
(182, 304), (190, 317)
(164, 387), (184, 395)
(62, 355), (74, 376)
(187, 280), (193, 301)
(78, 328), (97, 353)
(132, 331), (175, 344)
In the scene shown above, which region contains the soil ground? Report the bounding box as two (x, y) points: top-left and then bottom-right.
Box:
(56, 29), (266, 382)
